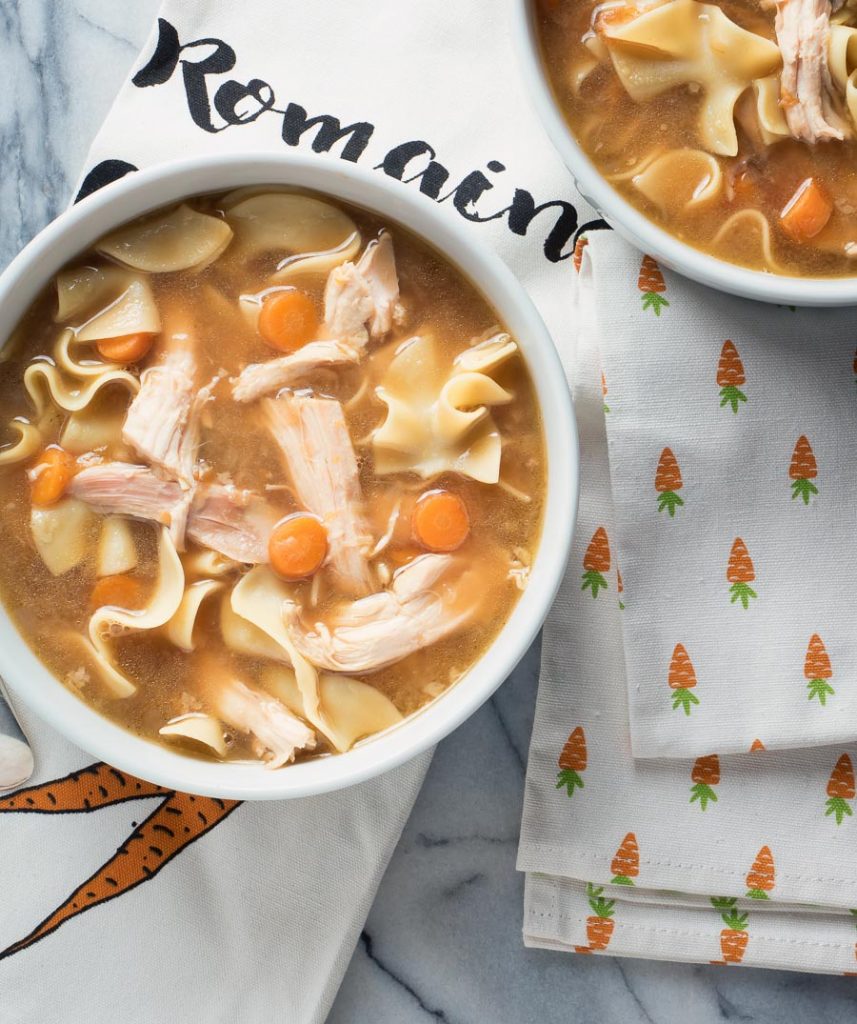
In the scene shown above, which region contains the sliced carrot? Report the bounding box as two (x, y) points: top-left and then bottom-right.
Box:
(268, 513), (328, 580)
(96, 332), (156, 363)
(412, 490), (470, 553)
(258, 290), (318, 353)
(780, 177), (833, 242)
(29, 445), (76, 506)
(89, 574), (146, 611)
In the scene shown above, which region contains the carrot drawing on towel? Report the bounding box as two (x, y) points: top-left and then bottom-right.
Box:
(710, 897), (749, 964)
(717, 341), (747, 414)
(789, 435), (819, 505)
(581, 526), (610, 598)
(574, 883), (616, 954)
(610, 832), (639, 885)
(750, 738), (766, 752)
(745, 845), (775, 899)
(601, 371), (610, 413)
(638, 254), (669, 315)
(573, 235), (589, 273)
(805, 633), (834, 705)
(556, 726), (587, 797)
(727, 538), (757, 609)
(824, 754), (855, 825)
(617, 566), (625, 610)
(690, 755), (720, 811)
(668, 643), (700, 715)
(0, 762), (239, 960)
(655, 447), (684, 517)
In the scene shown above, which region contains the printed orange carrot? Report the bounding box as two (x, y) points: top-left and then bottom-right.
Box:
(556, 726), (587, 797)
(617, 566), (625, 610)
(789, 435), (819, 505)
(655, 447), (684, 517)
(0, 791), (239, 959)
(638, 254), (669, 316)
(711, 897), (749, 964)
(750, 738), (766, 752)
(611, 832), (639, 886)
(601, 370), (609, 413)
(0, 762), (168, 812)
(690, 754), (720, 811)
(574, 883), (615, 954)
(717, 341), (747, 414)
(745, 845), (775, 900)
(581, 526), (610, 598)
(824, 753), (855, 825)
(805, 633), (834, 705)
(727, 538), (757, 609)
(573, 235), (589, 273)
(668, 643), (700, 715)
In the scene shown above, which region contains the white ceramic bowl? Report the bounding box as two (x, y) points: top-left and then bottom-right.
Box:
(0, 153), (577, 799)
(511, 0), (857, 307)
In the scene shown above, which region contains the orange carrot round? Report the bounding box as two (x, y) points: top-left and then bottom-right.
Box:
(90, 574), (146, 611)
(268, 513), (328, 580)
(29, 446), (76, 506)
(96, 332), (156, 363)
(258, 290), (318, 353)
(780, 177), (833, 242)
(412, 490), (470, 552)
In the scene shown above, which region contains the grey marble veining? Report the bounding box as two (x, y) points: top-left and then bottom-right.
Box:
(1, 3), (857, 1022)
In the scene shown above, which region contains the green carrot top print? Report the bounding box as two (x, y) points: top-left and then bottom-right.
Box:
(717, 341), (747, 413)
(825, 754), (855, 825)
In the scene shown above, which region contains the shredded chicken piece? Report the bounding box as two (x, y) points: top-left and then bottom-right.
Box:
(69, 463), (276, 563)
(213, 677), (315, 768)
(774, 0), (849, 143)
(263, 395), (374, 595)
(284, 553), (474, 673)
(322, 231), (402, 347)
(231, 339), (360, 403)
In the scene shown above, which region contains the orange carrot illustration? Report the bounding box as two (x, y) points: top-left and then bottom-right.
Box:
(824, 753), (855, 825)
(617, 566), (625, 610)
(638, 254), (669, 315)
(556, 726), (587, 797)
(0, 763), (240, 960)
(745, 845), (775, 900)
(717, 341), (747, 414)
(611, 832), (639, 886)
(581, 526), (610, 598)
(750, 738), (766, 752)
(727, 538), (757, 609)
(668, 643), (700, 715)
(655, 447), (684, 517)
(711, 897), (749, 964)
(601, 370), (609, 413)
(573, 235), (589, 273)
(789, 435), (819, 505)
(574, 882), (615, 954)
(0, 763), (169, 812)
(690, 754), (720, 811)
(805, 633), (834, 705)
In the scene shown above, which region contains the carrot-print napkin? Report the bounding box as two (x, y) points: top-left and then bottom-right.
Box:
(517, 234), (857, 974)
(584, 240), (857, 759)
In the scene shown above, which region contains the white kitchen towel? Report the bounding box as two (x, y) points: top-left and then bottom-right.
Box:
(518, 235), (857, 975)
(0, 1), (594, 1020)
(584, 241), (857, 758)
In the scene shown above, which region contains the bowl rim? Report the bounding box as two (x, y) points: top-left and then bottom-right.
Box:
(0, 151), (578, 799)
(510, 0), (857, 308)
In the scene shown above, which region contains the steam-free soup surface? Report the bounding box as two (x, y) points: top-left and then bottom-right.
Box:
(537, 0), (857, 276)
(0, 188), (545, 767)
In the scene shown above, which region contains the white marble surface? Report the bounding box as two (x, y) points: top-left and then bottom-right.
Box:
(2, 3), (857, 1022)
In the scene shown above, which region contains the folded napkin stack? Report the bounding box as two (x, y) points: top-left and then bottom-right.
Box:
(518, 233), (857, 974)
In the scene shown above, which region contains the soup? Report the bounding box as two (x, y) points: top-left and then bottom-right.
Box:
(0, 188), (545, 768)
(536, 0), (857, 276)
